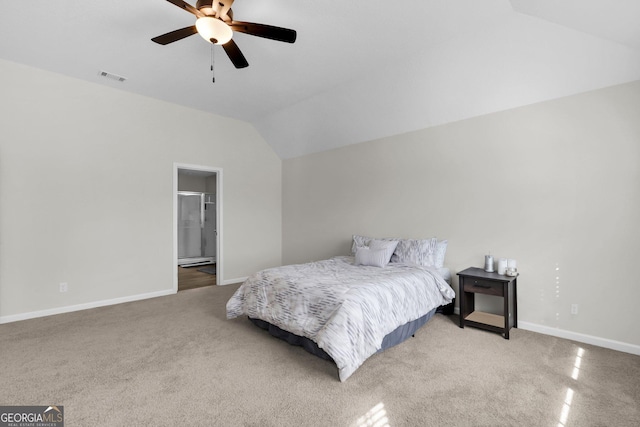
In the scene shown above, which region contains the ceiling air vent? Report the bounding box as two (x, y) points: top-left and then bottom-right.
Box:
(99, 70), (127, 82)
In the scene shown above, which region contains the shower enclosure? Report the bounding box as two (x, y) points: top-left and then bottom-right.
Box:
(177, 191), (216, 267)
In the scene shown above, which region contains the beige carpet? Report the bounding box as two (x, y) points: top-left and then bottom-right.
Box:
(1, 284), (638, 426)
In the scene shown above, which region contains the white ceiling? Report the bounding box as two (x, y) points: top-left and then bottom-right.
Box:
(1, 0), (639, 159)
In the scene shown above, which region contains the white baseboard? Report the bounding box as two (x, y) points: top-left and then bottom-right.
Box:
(453, 308), (639, 355)
(518, 321), (640, 356)
(0, 289), (176, 324)
(221, 276), (247, 286)
(2, 279), (243, 324)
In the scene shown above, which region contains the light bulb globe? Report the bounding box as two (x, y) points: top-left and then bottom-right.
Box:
(196, 17), (233, 45)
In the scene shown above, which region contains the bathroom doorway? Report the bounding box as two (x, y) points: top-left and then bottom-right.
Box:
(174, 164), (222, 291)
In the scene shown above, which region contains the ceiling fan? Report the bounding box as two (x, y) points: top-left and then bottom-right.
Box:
(151, 0), (297, 69)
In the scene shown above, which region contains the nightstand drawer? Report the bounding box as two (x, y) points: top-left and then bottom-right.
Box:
(463, 279), (503, 296)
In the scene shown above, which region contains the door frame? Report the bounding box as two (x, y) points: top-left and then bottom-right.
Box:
(173, 163), (223, 291)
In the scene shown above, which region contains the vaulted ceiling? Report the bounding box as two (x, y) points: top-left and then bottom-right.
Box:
(1, 0), (639, 158)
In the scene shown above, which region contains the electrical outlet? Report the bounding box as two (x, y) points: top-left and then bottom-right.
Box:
(59, 282), (68, 293)
(570, 304), (578, 315)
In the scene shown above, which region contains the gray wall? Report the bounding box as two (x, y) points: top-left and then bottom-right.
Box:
(0, 59), (282, 320)
(283, 80), (640, 349)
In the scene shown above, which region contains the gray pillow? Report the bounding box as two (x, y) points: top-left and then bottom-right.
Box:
(390, 238), (437, 265)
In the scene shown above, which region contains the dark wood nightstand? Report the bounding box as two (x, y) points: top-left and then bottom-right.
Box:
(457, 267), (518, 339)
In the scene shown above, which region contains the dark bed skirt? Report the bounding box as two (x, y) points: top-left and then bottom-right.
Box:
(248, 307), (438, 363)
(249, 317), (335, 361)
(436, 297), (455, 315)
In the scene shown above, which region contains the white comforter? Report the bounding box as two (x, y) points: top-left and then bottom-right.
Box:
(226, 256), (455, 381)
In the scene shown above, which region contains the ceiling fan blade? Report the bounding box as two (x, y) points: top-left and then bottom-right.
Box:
(152, 26), (198, 45)
(229, 21), (297, 43)
(165, 0), (204, 18)
(222, 39), (249, 69)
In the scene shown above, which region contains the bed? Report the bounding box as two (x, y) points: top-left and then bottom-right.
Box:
(226, 236), (455, 381)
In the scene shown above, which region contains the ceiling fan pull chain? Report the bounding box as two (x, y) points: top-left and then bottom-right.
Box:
(211, 44), (215, 83)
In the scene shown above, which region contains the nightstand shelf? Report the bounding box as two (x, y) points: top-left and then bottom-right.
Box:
(464, 311), (504, 328)
(457, 267), (518, 339)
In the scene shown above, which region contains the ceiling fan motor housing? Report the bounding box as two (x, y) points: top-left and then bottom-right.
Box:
(196, 0), (233, 20)
(196, 0), (214, 13)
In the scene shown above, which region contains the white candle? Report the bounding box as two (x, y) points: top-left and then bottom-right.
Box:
(497, 258), (507, 275)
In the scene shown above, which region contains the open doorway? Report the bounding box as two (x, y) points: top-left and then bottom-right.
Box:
(174, 164), (222, 292)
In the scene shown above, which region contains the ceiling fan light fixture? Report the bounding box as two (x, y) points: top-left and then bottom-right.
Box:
(195, 17), (232, 45)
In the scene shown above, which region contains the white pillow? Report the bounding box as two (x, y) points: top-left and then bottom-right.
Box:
(434, 240), (448, 268)
(354, 247), (389, 268)
(368, 239), (399, 264)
